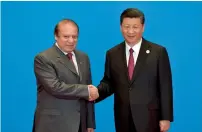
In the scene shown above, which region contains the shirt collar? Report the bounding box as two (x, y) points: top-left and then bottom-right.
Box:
(55, 42), (75, 56)
(125, 38), (142, 54)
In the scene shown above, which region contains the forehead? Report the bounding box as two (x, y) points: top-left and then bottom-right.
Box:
(58, 22), (78, 34)
(122, 17), (142, 25)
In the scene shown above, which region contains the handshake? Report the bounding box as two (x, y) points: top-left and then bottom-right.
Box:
(88, 85), (99, 101)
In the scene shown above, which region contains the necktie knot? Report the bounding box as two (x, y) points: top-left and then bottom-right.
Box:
(129, 48), (134, 54)
(67, 53), (73, 60)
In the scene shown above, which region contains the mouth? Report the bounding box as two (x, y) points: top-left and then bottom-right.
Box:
(127, 36), (135, 39)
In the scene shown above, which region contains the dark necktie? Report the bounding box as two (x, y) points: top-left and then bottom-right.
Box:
(128, 48), (134, 80)
(67, 53), (73, 60)
(67, 53), (77, 72)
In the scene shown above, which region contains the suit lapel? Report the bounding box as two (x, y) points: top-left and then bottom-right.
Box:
(74, 50), (84, 82)
(129, 38), (151, 86)
(53, 45), (79, 76)
(119, 42), (131, 84)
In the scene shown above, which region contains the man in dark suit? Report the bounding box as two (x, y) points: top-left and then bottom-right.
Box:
(96, 8), (173, 132)
(33, 19), (98, 132)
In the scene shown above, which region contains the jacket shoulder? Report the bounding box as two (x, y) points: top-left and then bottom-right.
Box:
(34, 47), (55, 60)
(144, 39), (166, 50)
(107, 42), (124, 54)
(75, 49), (89, 58)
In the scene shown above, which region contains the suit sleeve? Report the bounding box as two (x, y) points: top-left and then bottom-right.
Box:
(96, 51), (114, 103)
(86, 57), (96, 128)
(158, 47), (173, 122)
(34, 55), (89, 100)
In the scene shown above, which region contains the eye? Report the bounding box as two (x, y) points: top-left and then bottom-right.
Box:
(133, 25), (139, 28)
(124, 25), (130, 29)
(64, 36), (70, 39)
(72, 35), (78, 39)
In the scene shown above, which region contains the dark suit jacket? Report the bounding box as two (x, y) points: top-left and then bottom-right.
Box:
(33, 45), (95, 132)
(97, 38), (173, 132)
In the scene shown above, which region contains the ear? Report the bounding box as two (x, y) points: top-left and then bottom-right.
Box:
(120, 24), (123, 32)
(142, 24), (145, 32)
(54, 35), (58, 41)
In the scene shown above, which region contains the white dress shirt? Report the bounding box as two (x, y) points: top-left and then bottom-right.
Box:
(125, 38), (142, 66)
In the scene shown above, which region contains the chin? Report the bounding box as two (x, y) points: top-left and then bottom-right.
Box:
(126, 41), (135, 44)
(64, 49), (71, 53)
(129, 40), (138, 44)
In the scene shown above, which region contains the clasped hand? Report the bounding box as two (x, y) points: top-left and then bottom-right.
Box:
(88, 85), (99, 101)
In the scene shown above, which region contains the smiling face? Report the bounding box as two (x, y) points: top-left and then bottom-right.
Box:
(121, 17), (144, 46)
(55, 22), (78, 53)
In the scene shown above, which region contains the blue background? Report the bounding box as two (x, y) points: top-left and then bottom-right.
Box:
(2, 1), (202, 132)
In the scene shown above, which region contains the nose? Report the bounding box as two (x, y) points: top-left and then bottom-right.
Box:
(128, 28), (135, 34)
(68, 36), (74, 43)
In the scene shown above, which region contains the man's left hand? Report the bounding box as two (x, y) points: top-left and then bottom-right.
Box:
(87, 128), (94, 132)
(159, 120), (170, 132)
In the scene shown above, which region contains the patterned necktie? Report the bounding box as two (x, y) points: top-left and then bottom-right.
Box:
(67, 53), (73, 60)
(128, 48), (134, 80)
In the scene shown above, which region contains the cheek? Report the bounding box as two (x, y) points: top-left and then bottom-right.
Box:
(122, 32), (128, 37)
(136, 31), (143, 36)
(137, 29), (144, 34)
(74, 40), (78, 44)
(122, 30), (128, 34)
(59, 39), (67, 43)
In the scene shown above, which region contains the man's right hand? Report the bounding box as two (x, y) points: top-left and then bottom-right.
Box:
(88, 85), (99, 101)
